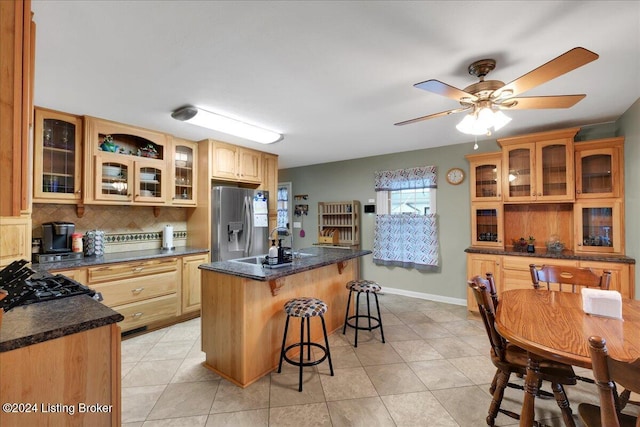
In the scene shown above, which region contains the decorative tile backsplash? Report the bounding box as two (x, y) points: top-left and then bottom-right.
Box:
(32, 204), (189, 253)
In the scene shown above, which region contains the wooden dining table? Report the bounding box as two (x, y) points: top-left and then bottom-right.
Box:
(495, 289), (640, 427)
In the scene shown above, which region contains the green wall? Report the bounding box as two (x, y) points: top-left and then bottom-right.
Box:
(280, 99), (640, 303)
(617, 97), (640, 295)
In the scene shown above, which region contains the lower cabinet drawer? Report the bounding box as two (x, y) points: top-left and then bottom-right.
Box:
(91, 270), (179, 307)
(115, 294), (178, 332)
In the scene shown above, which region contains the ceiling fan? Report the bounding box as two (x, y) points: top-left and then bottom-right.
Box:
(395, 47), (599, 135)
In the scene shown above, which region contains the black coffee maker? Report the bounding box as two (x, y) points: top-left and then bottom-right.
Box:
(42, 222), (75, 253)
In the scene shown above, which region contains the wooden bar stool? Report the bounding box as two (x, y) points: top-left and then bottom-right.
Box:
(277, 297), (334, 392)
(342, 279), (385, 347)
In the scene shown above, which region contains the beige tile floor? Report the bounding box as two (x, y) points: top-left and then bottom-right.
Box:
(121, 292), (639, 427)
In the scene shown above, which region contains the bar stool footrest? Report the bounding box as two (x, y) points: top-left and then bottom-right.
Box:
(345, 314), (382, 332)
(282, 342), (330, 368)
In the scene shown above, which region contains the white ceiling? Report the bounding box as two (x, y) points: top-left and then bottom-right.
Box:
(31, 1), (640, 169)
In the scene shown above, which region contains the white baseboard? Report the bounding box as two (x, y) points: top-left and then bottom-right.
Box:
(379, 286), (467, 307)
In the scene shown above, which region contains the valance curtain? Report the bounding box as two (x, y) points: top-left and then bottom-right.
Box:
(373, 165), (439, 269)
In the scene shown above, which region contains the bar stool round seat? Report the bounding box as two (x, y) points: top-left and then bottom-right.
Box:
(277, 297), (334, 392)
(342, 279), (385, 347)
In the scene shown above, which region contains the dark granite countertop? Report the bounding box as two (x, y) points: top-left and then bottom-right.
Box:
(199, 246), (372, 281)
(0, 295), (124, 352)
(465, 246), (636, 264)
(30, 247), (209, 273)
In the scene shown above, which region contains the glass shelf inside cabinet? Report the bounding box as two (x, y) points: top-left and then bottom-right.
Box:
(42, 119), (77, 194)
(140, 167), (162, 197)
(475, 164), (498, 198)
(507, 149), (531, 197)
(174, 147), (193, 200)
(475, 208), (499, 242)
(98, 133), (164, 160)
(581, 154), (613, 194)
(541, 145), (567, 196)
(581, 206), (614, 248)
(101, 163), (128, 195)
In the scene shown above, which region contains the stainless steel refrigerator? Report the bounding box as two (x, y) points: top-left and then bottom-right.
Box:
(211, 186), (269, 261)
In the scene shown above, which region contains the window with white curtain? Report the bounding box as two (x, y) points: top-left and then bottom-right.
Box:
(373, 166), (439, 269)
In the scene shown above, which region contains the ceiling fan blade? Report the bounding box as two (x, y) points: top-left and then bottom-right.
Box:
(500, 95), (586, 110)
(496, 47), (599, 98)
(414, 80), (478, 103)
(394, 107), (471, 126)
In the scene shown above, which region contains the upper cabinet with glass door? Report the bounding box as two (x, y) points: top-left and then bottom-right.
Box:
(498, 128), (579, 203)
(83, 116), (168, 205)
(170, 137), (198, 206)
(33, 108), (83, 203)
(466, 152), (502, 202)
(575, 137), (624, 199)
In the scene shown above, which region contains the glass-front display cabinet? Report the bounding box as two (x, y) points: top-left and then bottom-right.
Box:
(85, 117), (167, 204)
(499, 128), (577, 203)
(467, 152), (502, 201)
(171, 138), (197, 206)
(575, 137), (623, 199)
(470, 203), (503, 248)
(33, 108), (83, 203)
(503, 143), (534, 202)
(574, 200), (623, 254)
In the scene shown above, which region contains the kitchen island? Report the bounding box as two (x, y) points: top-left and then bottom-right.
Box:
(198, 246), (371, 387)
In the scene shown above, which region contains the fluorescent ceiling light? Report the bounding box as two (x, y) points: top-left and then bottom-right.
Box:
(171, 106), (283, 144)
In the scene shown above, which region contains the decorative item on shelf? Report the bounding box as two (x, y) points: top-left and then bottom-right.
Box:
(545, 234), (565, 254)
(527, 236), (536, 253)
(140, 143), (159, 159)
(513, 237), (528, 252)
(100, 135), (119, 152)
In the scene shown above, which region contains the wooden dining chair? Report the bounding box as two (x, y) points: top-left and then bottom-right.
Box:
(578, 336), (640, 427)
(468, 275), (578, 426)
(530, 264), (613, 387)
(529, 264), (612, 293)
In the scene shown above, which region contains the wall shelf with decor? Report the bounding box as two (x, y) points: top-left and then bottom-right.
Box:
(317, 201), (360, 247)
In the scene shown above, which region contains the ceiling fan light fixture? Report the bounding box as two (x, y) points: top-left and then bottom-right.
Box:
(456, 106), (511, 136)
(456, 112), (489, 136)
(171, 105), (283, 144)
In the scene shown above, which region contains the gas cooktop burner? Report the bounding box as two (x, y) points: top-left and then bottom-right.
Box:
(0, 260), (97, 312)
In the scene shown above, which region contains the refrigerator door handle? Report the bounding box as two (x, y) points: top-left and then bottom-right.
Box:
(244, 196), (252, 256)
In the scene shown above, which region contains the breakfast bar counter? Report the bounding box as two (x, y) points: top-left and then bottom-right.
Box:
(198, 247), (371, 387)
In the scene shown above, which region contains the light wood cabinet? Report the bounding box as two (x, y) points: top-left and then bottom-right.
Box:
(501, 256), (578, 293)
(182, 253), (208, 313)
(499, 128), (578, 203)
(33, 108), (83, 203)
(318, 201), (360, 246)
(0, 216), (31, 268)
(575, 137), (624, 199)
(0, 323), (121, 427)
(574, 200), (623, 254)
(0, 0), (34, 217)
(577, 260), (634, 299)
(467, 252), (635, 310)
(87, 257), (179, 332)
(84, 116), (169, 205)
(470, 202), (503, 248)
(466, 253), (501, 312)
(49, 267), (87, 284)
(211, 141), (262, 183)
(466, 152), (502, 201)
(170, 137), (198, 206)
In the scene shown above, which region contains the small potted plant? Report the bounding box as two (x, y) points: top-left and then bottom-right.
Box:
(527, 236), (536, 253)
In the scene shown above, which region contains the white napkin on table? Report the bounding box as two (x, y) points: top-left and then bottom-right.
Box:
(581, 288), (623, 319)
